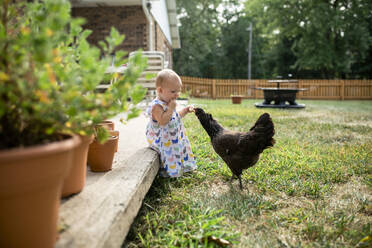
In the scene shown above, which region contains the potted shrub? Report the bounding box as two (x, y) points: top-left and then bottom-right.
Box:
(0, 0), (146, 247)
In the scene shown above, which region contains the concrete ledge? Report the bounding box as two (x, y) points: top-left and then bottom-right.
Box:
(56, 113), (160, 248)
(57, 148), (159, 248)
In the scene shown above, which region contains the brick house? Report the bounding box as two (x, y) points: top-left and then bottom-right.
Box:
(70, 0), (180, 68)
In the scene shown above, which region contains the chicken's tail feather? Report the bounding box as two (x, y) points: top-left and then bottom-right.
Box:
(250, 113), (275, 151)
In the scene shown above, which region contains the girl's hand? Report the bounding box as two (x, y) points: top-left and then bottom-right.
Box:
(178, 105), (194, 118)
(168, 99), (177, 111)
(187, 105), (195, 113)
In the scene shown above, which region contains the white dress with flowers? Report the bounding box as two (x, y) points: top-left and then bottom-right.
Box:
(146, 98), (197, 177)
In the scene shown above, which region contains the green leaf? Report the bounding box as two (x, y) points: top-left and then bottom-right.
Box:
(130, 85), (147, 104)
(127, 107), (141, 121)
(95, 126), (109, 144)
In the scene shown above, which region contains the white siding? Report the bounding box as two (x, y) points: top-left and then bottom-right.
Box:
(150, 0), (172, 46)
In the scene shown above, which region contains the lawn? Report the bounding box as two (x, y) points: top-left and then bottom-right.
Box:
(124, 99), (372, 248)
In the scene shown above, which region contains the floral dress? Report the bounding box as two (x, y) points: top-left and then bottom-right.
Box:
(146, 98), (197, 177)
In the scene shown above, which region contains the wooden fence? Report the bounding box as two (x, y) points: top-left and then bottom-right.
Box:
(180, 77), (372, 100)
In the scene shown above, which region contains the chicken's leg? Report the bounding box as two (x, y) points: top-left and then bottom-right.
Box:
(230, 173), (244, 190)
(238, 175), (243, 190)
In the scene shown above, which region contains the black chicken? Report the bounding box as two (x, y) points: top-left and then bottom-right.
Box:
(194, 108), (275, 189)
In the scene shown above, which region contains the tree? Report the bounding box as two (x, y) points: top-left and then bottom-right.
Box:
(173, 0), (372, 79)
(245, 0), (372, 79)
(173, 0), (222, 77)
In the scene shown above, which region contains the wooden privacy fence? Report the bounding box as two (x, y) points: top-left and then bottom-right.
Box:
(180, 77), (372, 100)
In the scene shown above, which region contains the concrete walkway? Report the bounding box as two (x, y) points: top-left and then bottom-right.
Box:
(56, 100), (189, 248)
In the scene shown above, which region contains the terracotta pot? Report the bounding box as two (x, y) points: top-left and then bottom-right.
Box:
(87, 134), (118, 172)
(62, 135), (94, 198)
(109, 130), (120, 152)
(97, 120), (114, 130)
(231, 95), (243, 104)
(0, 135), (80, 248)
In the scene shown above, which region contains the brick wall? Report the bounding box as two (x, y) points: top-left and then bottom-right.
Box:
(71, 6), (174, 68)
(71, 6), (148, 54)
(155, 23), (173, 68)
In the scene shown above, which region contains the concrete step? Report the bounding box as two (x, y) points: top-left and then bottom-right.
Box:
(56, 112), (160, 248)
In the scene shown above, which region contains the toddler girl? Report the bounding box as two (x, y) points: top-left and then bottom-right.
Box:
(145, 69), (197, 177)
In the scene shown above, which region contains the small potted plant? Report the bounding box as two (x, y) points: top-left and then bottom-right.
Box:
(231, 93), (243, 104)
(0, 0), (146, 247)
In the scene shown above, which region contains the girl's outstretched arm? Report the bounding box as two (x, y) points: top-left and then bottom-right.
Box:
(178, 105), (194, 118)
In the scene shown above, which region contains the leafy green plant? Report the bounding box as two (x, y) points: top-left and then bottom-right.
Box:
(0, 0), (147, 149)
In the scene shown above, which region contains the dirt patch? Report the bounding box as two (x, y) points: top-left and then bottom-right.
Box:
(327, 176), (372, 216)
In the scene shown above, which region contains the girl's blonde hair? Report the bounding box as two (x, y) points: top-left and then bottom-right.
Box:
(155, 69), (182, 88)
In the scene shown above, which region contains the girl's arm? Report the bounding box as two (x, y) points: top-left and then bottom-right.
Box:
(178, 105), (194, 118)
(152, 100), (177, 126)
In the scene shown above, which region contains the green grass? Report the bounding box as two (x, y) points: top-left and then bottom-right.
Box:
(124, 99), (372, 248)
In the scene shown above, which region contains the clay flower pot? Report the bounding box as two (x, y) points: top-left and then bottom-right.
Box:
(87, 134), (119, 172)
(62, 134), (94, 198)
(231, 95), (243, 104)
(110, 130), (120, 152)
(97, 120), (115, 130)
(0, 135), (80, 248)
